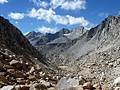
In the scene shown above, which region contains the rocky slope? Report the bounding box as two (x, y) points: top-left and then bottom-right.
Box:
(62, 15), (120, 61)
(0, 47), (59, 90)
(0, 16), (60, 90)
(56, 15), (120, 88)
(0, 16), (49, 65)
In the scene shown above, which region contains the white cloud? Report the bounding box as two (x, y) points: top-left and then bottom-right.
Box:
(37, 26), (58, 34)
(52, 15), (89, 26)
(8, 12), (25, 20)
(50, 0), (65, 9)
(31, 0), (86, 10)
(53, 15), (69, 25)
(61, 0), (86, 10)
(0, 0), (8, 4)
(32, 0), (48, 8)
(65, 15), (88, 26)
(28, 8), (89, 27)
(50, 0), (86, 10)
(28, 8), (55, 22)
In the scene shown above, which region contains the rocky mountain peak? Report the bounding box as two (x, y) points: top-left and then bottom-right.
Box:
(87, 15), (120, 41)
(26, 28), (71, 46)
(26, 31), (43, 40)
(54, 28), (71, 37)
(72, 26), (84, 31)
(106, 15), (120, 21)
(64, 26), (86, 40)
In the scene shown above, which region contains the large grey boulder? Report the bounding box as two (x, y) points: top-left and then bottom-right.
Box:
(0, 85), (14, 90)
(56, 76), (83, 90)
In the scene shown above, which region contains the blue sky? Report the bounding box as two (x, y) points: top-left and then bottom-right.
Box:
(0, 0), (120, 34)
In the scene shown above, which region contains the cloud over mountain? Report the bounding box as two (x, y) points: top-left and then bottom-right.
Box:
(37, 26), (58, 34)
(8, 13), (25, 20)
(28, 8), (89, 26)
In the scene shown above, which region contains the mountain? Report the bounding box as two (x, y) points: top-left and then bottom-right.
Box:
(26, 28), (71, 46)
(57, 15), (120, 86)
(4, 14), (120, 89)
(26, 31), (43, 40)
(63, 16), (120, 60)
(0, 16), (59, 89)
(26, 31), (44, 45)
(26, 26), (87, 65)
(27, 15), (120, 88)
(48, 26), (86, 44)
(0, 16), (48, 65)
(64, 26), (86, 40)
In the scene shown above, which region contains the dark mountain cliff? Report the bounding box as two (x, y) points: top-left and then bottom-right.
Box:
(0, 16), (47, 65)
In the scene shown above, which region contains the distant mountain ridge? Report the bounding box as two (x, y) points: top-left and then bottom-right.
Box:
(26, 27), (86, 46)
(26, 25), (87, 65)
(26, 28), (71, 46)
(26, 16), (120, 86)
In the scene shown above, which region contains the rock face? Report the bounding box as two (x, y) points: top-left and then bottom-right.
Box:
(64, 26), (86, 40)
(26, 31), (44, 46)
